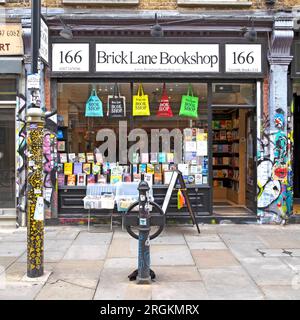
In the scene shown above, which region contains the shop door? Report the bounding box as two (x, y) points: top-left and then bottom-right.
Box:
(0, 108), (15, 208)
(245, 110), (256, 213)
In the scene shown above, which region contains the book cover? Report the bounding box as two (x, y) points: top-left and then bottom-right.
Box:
(64, 163), (73, 175)
(110, 175), (122, 184)
(97, 174), (107, 184)
(57, 173), (65, 187)
(158, 152), (167, 163)
(123, 173), (132, 182)
(141, 153), (149, 164)
(147, 164), (155, 174)
(163, 171), (173, 185)
(154, 172), (162, 185)
(133, 173), (141, 182)
(139, 164), (147, 173)
(132, 164), (138, 174)
(190, 165), (198, 175)
(67, 174), (76, 186)
(150, 153), (158, 164)
(92, 163), (101, 175)
(86, 153), (94, 163)
(68, 153), (76, 163)
(57, 141), (65, 152)
(77, 173), (86, 186)
(169, 164), (177, 171)
(132, 153), (139, 164)
(83, 163), (91, 175)
(59, 153), (68, 163)
(161, 164), (169, 172)
(87, 174), (96, 185)
(202, 176), (208, 184)
(57, 163), (64, 173)
(73, 162), (83, 175)
(167, 153), (174, 163)
(154, 164), (161, 174)
(178, 163), (189, 176)
(195, 174), (203, 185)
(78, 153), (86, 163)
(144, 173), (153, 187)
(187, 175), (195, 184)
(95, 152), (103, 164)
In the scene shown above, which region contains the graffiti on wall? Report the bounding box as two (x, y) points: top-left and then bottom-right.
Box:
(43, 110), (58, 219)
(257, 105), (293, 224)
(16, 94), (27, 226)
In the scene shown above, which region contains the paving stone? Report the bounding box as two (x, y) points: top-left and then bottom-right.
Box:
(154, 266), (202, 282)
(73, 232), (113, 245)
(256, 248), (292, 257)
(219, 232), (264, 244)
(47, 274), (99, 290)
(199, 267), (264, 300)
(103, 258), (137, 269)
(280, 257), (300, 273)
(44, 240), (73, 251)
(35, 279), (95, 300)
(226, 243), (265, 261)
(261, 285), (300, 300)
(187, 241), (227, 250)
(191, 249), (239, 269)
(151, 245), (195, 266)
(184, 234), (222, 243)
(94, 281), (151, 300)
(151, 233), (186, 245)
(0, 281), (44, 300)
(258, 235), (300, 249)
(107, 238), (137, 258)
(0, 257), (18, 270)
(63, 245), (109, 260)
(151, 281), (208, 300)
(0, 243), (26, 257)
(290, 249), (300, 257)
(241, 257), (297, 286)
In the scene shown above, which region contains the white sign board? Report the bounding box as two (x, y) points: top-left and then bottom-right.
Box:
(27, 73), (40, 89)
(40, 18), (49, 63)
(226, 44), (262, 73)
(96, 44), (219, 73)
(52, 43), (89, 72)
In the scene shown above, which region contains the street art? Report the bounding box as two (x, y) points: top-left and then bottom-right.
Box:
(16, 95), (27, 226)
(43, 110), (58, 219)
(257, 105), (293, 224)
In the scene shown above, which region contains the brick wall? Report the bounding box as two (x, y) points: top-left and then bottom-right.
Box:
(1, 0), (300, 10)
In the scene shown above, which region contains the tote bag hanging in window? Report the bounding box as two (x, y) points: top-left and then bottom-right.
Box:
(179, 84), (198, 118)
(107, 83), (126, 117)
(132, 84), (150, 116)
(85, 89), (103, 117)
(157, 83), (173, 118)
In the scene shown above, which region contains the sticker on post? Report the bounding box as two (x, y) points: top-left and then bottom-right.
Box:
(34, 197), (44, 221)
(139, 218), (147, 226)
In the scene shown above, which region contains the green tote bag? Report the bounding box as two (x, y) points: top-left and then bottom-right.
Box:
(179, 84), (199, 118)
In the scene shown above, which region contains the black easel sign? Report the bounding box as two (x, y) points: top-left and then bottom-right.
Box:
(162, 170), (200, 234)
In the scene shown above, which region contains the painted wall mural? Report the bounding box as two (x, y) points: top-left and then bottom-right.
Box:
(16, 94), (27, 226)
(257, 104), (293, 224)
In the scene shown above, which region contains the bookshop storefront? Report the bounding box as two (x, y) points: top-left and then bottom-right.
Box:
(49, 37), (266, 222)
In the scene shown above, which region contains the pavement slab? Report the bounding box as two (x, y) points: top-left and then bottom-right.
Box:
(107, 238), (137, 258)
(0, 281), (44, 300)
(35, 279), (95, 300)
(199, 266), (265, 300)
(151, 245), (195, 266)
(187, 241), (227, 250)
(151, 281), (208, 300)
(63, 245), (109, 260)
(191, 249), (239, 269)
(261, 285), (300, 300)
(153, 266), (202, 282)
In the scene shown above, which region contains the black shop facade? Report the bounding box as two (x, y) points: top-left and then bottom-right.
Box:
(48, 23), (268, 224)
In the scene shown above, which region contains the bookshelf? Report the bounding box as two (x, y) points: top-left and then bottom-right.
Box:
(212, 109), (246, 205)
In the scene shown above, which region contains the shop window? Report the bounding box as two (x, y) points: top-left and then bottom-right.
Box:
(57, 81), (209, 187)
(212, 83), (255, 106)
(0, 79), (17, 102)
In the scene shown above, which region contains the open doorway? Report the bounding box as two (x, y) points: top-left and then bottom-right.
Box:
(212, 108), (256, 216)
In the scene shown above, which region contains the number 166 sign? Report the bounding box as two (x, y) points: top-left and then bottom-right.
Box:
(225, 44), (262, 73)
(52, 43), (89, 72)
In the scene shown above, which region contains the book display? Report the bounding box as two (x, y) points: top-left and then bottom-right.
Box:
(212, 109), (246, 205)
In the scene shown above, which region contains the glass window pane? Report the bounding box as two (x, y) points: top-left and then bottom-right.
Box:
(0, 109), (15, 208)
(212, 83), (255, 106)
(0, 79), (17, 101)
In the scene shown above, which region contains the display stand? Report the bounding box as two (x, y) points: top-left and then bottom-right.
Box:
(162, 170), (200, 234)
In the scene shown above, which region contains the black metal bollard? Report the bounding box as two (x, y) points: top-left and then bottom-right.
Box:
(136, 174), (152, 284)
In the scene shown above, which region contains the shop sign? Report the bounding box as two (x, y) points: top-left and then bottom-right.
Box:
(95, 44), (220, 73)
(0, 24), (23, 56)
(225, 44), (262, 73)
(52, 43), (89, 72)
(40, 18), (49, 63)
